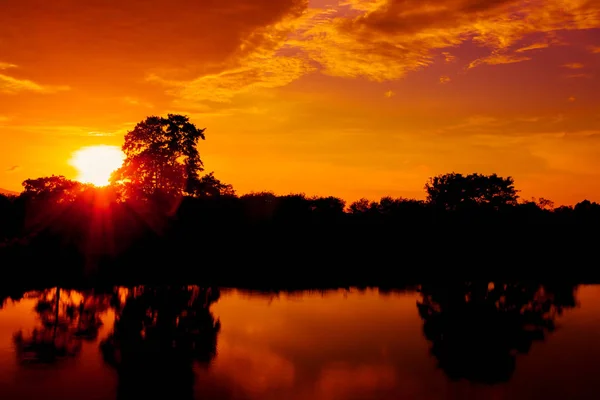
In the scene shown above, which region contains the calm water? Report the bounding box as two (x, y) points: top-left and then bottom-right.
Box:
(1, 284), (600, 400)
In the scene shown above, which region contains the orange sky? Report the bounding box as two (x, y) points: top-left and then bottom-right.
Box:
(1, 0), (599, 205)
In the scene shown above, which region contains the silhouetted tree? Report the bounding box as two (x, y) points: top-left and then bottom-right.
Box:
(310, 196), (345, 221)
(348, 198), (375, 215)
(574, 199), (600, 214)
(425, 173), (518, 211)
(111, 114), (206, 202)
(240, 192), (278, 221)
(536, 197), (555, 210)
(21, 175), (86, 203)
(100, 286), (221, 400)
(194, 172), (235, 197)
(417, 282), (578, 384)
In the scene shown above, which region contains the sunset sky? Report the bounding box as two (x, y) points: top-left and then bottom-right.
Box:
(1, 0), (599, 205)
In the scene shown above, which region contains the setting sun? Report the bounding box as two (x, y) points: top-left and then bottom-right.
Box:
(69, 145), (125, 186)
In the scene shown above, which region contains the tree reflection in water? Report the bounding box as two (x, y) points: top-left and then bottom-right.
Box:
(417, 282), (578, 384)
(13, 287), (110, 364)
(99, 286), (221, 400)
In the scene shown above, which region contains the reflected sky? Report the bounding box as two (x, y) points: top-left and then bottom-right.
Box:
(1, 285), (599, 400)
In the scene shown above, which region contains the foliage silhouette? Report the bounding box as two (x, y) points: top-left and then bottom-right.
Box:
(416, 282), (578, 384)
(425, 173), (518, 211)
(111, 114), (206, 206)
(195, 171), (236, 197)
(22, 175), (88, 203)
(99, 286), (221, 400)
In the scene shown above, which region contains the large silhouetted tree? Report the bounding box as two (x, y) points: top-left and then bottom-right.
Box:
(425, 173), (518, 211)
(111, 114), (206, 202)
(417, 282), (578, 384)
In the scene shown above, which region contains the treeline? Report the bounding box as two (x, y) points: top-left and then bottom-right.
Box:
(1, 172), (600, 286)
(1, 114), (600, 286)
(2, 171), (600, 241)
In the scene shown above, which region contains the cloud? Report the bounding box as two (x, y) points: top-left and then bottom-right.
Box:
(0, 74), (70, 94)
(439, 76), (451, 84)
(6, 165), (20, 173)
(87, 131), (119, 137)
(440, 115), (501, 133)
(2, 0), (599, 104)
(468, 52), (532, 69)
(0, 64), (70, 94)
(292, 0), (600, 80)
(0, 0), (308, 70)
(562, 63), (585, 69)
(149, 55), (314, 103)
(8, 124), (122, 137)
(441, 52), (456, 62)
(590, 46), (600, 53)
(0, 0), (309, 103)
(339, 0), (389, 13)
(568, 96), (576, 102)
(384, 90), (395, 98)
(567, 73), (592, 78)
(122, 97), (153, 108)
(0, 62), (16, 70)
(133, 0), (313, 103)
(515, 43), (550, 52)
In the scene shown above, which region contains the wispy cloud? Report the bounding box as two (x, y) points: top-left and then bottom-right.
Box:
(439, 76), (451, 84)
(147, 2), (316, 103)
(6, 165), (20, 173)
(468, 53), (532, 69)
(567, 73), (592, 78)
(384, 90), (395, 98)
(0, 71), (69, 94)
(0, 62), (17, 70)
(516, 43), (550, 52)
(441, 52), (456, 62)
(149, 55), (314, 103)
(441, 116), (501, 132)
(8, 125), (119, 137)
(590, 46), (600, 54)
(122, 97), (153, 108)
(562, 63), (585, 69)
(87, 131), (119, 137)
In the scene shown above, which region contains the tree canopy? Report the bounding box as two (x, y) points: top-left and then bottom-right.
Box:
(22, 175), (86, 203)
(195, 172), (235, 197)
(425, 173), (518, 211)
(111, 114), (206, 200)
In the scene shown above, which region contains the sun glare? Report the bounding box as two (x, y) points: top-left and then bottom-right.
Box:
(69, 145), (125, 186)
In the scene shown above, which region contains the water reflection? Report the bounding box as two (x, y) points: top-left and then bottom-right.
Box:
(417, 282), (579, 384)
(13, 288), (111, 364)
(100, 286), (221, 400)
(0, 283), (598, 400)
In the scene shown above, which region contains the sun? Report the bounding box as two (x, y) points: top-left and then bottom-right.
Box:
(69, 145), (125, 186)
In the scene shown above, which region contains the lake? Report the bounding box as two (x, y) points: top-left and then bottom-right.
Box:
(0, 284), (599, 400)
